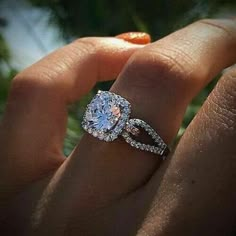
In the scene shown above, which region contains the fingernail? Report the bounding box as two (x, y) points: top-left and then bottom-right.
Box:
(115, 32), (151, 45)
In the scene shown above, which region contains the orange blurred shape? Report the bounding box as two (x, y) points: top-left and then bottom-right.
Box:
(116, 32), (151, 44)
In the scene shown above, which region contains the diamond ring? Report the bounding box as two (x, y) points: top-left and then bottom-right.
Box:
(82, 90), (169, 159)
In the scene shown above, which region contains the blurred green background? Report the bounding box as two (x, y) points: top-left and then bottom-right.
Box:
(0, 0), (235, 155)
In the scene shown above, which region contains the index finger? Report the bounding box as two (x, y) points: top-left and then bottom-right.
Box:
(0, 36), (145, 194)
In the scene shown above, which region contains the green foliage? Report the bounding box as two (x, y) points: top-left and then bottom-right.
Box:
(0, 30), (17, 119)
(0, 34), (10, 62)
(28, 0), (236, 38)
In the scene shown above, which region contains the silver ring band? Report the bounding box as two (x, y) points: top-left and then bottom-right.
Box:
(82, 90), (169, 159)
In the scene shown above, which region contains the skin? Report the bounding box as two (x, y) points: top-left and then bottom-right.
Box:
(0, 18), (236, 235)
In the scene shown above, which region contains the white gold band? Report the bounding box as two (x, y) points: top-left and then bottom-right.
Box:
(122, 118), (169, 158)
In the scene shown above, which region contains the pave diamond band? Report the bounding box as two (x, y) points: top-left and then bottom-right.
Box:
(122, 119), (168, 157)
(82, 90), (169, 159)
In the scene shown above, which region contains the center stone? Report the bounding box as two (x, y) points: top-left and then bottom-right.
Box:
(86, 94), (121, 132)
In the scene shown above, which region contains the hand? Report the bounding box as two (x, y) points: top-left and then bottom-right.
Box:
(0, 18), (236, 236)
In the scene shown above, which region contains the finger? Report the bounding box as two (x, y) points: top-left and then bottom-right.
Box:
(139, 65), (236, 236)
(34, 19), (236, 234)
(0, 36), (146, 190)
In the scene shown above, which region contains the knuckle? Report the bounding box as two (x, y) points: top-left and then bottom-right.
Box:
(208, 69), (236, 131)
(123, 46), (196, 92)
(9, 37), (101, 102)
(206, 92), (236, 133)
(220, 69), (236, 106)
(10, 73), (51, 101)
(71, 37), (98, 55)
(197, 18), (236, 40)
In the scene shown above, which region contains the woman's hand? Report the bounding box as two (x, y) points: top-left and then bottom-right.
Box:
(0, 18), (236, 236)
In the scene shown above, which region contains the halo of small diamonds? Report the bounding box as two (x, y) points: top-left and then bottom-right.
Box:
(82, 90), (131, 142)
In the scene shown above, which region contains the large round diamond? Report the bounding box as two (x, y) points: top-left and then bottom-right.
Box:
(82, 91), (131, 141)
(85, 93), (120, 132)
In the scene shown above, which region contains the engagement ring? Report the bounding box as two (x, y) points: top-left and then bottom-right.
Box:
(82, 90), (169, 159)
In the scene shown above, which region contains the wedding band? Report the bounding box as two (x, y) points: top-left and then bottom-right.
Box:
(82, 90), (169, 159)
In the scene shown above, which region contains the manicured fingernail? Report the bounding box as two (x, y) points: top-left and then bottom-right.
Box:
(116, 32), (151, 44)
